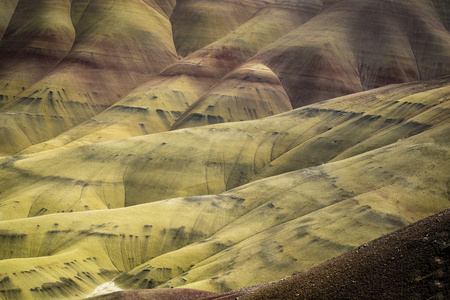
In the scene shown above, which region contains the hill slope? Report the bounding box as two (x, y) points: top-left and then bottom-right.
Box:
(0, 0), (178, 156)
(0, 0), (448, 156)
(0, 0), (449, 299)
(17, 0), (320, 154)
(88, 207), (450, 299)
(0, 78), (448, 298)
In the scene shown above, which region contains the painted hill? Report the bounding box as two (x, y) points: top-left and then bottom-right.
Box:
(0, 0), (448, 156)
(0, 77), (448, 298)
(0, 0), (449, 299)
(255, 0), (450, 108)
(17, 0), (319, 154)
(0, 0), (178, 156)
(240, 207), (450, 300)
(90, 207), (450, 299)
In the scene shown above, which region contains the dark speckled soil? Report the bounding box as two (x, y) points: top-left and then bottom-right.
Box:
(91, 208), (450, 299)
(89, 288), (216, 300)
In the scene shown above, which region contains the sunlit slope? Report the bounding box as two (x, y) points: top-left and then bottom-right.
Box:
(147, 126), (449, 291)
(17, 74), (212, 154)
(170, 0), (266, 57)
(0, 78), (448, 220)
(0, 0), (75, 107)
(18, 0), (318, 154)
(0, 0), (178, 157)
(255, 0), (450, 108)
(171, 62), (293, 129)
(241, 208), (450, 300)
(252, 83), (450, 180)
(0, 196), (244, 299)
(0, 122), (448, 298)
(0, 0), (448, 157)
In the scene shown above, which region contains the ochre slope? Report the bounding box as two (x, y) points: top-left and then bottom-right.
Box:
(0, 121), (448, 297)
(255, 0), (450, 108)
(17, 74), (212, 154)
(0, 0), (178, 156)
(18, 0), (318, 154)
(241, 208), (450, 300)
(170, 62), (293, 130)
(1, 0), (449, 157)
(117, 124), (449, 292)
(87, 208), (450, 299)
(252, 81), (450, 179)
(0, 0), (18, 40)
(0, 0), (75, 107)
(169, 0), (266, 57)
(142, 0), (177, 18)
(0, 77), (447, 220)
(0, 194), (247, 298)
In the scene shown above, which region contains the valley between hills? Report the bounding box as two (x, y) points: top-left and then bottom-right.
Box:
(0, 0), (449, 299)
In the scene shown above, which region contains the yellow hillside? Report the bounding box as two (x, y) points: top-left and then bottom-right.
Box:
(0, 1), (449, 299)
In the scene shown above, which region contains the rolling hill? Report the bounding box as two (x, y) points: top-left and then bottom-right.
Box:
(88, 207), (450, 299)
(0, 0), (449, 299)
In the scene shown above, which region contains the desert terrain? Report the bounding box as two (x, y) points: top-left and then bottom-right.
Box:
(0, 0), (448, 299)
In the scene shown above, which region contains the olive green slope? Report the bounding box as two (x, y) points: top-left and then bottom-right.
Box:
(87, 208), (450, 299)
(142, 0), (177, 18)
(0, 0), (178, 157)
(240, 208), (450, 300)
(0, 0), (18, 40)
(252, 81), (450, 180)
(0, 120), (448, 298)
(171, 62), (293, 130)
(1, 0), (448, 157)
(0, 0), (75, 107)
(0, 1), (448, 299)
(204, 0), (322, 56)
(70, 0), (91, 26)
(0, 77), (448, 221)
(150, 125), (449, 291)
(0, 196), (246, 299)
(18, 0), (318, 155)
(254, 0), (450, 108)
(170, 0), (266, 57)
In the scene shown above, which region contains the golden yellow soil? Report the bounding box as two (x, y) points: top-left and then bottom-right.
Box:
(0, 78), (448, 298)
(16, 0), (317, 154)
(171, 62), (293, 130)
(0, 0), (178, 156)
(0, 1), (448, 299)
(0, 0), (75, 106)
